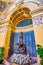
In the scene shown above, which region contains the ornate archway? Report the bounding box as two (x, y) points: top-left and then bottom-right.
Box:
(10, 7), (32, 30)
(7, 5), (37, 61)
(1, 1), (43, 65)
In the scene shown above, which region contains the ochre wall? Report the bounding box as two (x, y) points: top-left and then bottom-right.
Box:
(33, 21), (43, 65)
(0, 31), (6, 47)
(33, 24), (43, 47)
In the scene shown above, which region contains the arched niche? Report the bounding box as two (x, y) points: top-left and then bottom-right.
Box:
(7, 7), (37, 64)
(1, 1), (43, 65)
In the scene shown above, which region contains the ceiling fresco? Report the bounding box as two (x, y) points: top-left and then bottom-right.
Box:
(0, 0), (43, 20)
(0, 2), (8, 15)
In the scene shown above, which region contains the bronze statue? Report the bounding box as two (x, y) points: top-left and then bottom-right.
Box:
(17, 32), (27, 55)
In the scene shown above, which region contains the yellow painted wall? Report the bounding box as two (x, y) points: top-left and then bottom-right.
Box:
(0, 24), (8, 47)
(33, 21), (43, 65)
(0, 31), (6, 47)
(33, 24), (43, 47)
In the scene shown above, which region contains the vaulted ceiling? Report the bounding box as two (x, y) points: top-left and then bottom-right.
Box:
(0, 0), (43, 21)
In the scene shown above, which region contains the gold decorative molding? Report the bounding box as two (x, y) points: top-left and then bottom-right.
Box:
(0, 0), (42, 20)
(0, 0), (43, 30)
(0, 0), (15, 3)
(16, 24), (33, 30)
(10, 7), (32, 28)
(12, 24), (33, 33)
(31, 6), (43, 18)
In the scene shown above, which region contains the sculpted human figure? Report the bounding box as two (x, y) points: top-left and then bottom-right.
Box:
(17, 32), (27, 55)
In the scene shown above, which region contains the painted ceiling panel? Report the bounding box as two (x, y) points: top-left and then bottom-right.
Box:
(0, 2), (7, 12)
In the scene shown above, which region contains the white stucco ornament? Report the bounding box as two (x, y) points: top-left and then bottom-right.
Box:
(33, 17), (41, 28)
(0, 25), (7, 32)
(38, 0), (43, 5)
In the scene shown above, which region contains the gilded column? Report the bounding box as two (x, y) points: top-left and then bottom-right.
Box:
(4, 26), (11, 58)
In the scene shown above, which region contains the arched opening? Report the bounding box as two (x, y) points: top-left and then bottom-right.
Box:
(0, 1), (43, 65)
(6, 7), (38, 64)
(9, 19), (37, 56)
